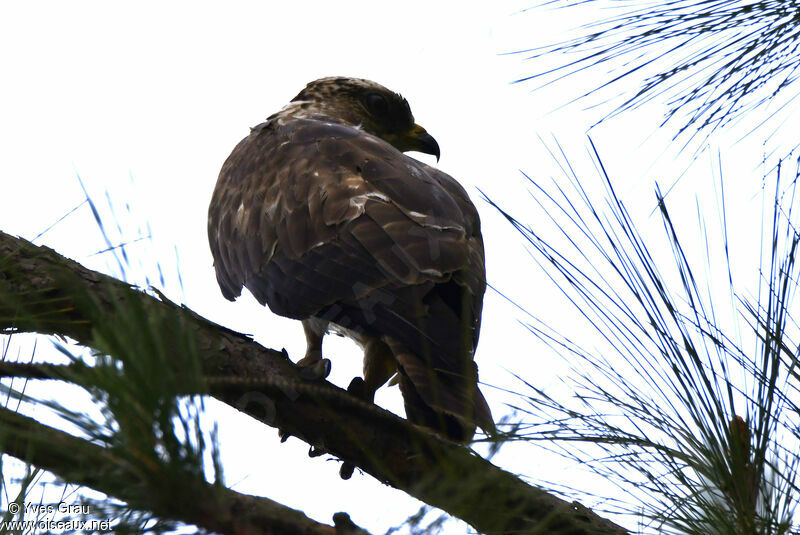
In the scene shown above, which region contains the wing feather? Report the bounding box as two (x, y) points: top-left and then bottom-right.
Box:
(208, 115), (489, 433)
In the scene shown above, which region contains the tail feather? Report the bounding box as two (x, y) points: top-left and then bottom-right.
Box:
(389, 338), (494, 441)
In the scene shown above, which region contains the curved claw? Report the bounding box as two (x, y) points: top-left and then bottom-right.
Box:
(339, 461), (355, 480)
(298, 357), (332, 380)
(346, 377), (367, 400)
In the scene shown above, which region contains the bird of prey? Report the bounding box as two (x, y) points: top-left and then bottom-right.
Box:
(208, 77), (493, 440)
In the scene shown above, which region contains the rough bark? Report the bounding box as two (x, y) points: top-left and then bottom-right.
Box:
(0, 230), (628, 535)
(0, 405), (368, 535)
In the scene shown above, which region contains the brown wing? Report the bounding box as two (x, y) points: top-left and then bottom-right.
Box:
(208, 116), (491, 434)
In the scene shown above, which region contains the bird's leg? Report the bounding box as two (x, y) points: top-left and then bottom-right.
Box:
(347, 338), (396, 402)
(363, 338), (397, 401)
(341, 338), (397, 480)
(297, 318), (331, 380)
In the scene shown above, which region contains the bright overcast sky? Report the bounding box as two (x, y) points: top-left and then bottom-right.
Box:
(1, 1), (796, 533)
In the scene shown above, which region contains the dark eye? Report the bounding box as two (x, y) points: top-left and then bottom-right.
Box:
(364, 93), (389, 116)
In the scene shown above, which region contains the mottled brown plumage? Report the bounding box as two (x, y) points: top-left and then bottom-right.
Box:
(208, 77), (493, 440)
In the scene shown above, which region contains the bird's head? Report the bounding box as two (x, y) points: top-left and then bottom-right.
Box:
(285, 76), (440, 161)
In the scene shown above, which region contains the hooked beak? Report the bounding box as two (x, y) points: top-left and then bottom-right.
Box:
(409, 124), (440, 162)
(390, 124), (440, 161)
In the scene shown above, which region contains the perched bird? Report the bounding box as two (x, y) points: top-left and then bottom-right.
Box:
(208, 77), (493, 440)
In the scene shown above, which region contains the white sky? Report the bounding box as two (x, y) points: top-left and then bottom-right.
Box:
(1, 1), (798, 533)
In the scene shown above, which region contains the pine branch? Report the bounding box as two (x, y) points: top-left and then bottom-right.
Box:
(0, 230), (629, 535)
(0, 361), (86, 380)
(521, 0), (800, 140)
(0, 403), (370, 535)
